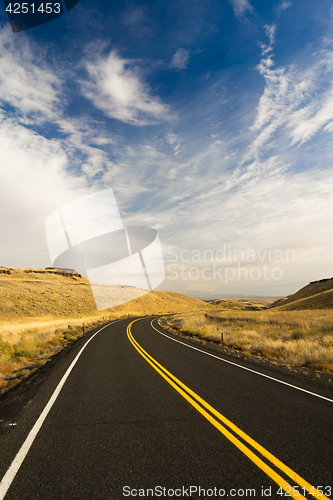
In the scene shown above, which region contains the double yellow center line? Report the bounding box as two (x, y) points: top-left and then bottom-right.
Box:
(127, 320), (330, 500)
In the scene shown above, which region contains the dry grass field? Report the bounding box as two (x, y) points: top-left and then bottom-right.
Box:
(0, 267), (210, 393)
(159, 307), (333, 374)
(269, 277), (333, 310)
(205, 297), (279, 307)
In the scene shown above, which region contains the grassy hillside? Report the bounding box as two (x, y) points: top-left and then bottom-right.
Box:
(0, 266), (211, 393)
(110, 290), (211, 316)
(0, 266), (97, 319)
(205, 297), (278, 306)
(270, 278), (333, 310)
(0, 266), (210, 319)
(272, 288), (333, 311)
(209, 299), (267, 310)
(0, 266), (211, 344)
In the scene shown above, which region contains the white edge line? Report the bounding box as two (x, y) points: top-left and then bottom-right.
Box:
(0, 319), (123, 500)
(150, 319), (333, 404)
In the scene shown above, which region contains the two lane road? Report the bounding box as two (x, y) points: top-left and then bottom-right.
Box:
(0, 317), (332, 499)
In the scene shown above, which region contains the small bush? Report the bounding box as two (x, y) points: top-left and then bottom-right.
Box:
(0, 379), (8, 389)
(304, 361), (333, 372)
(63, 332), (76, 341)
(13, 345), (35, 358)
(0, 363), (14, 375)
(0, 340), (13, 356)
(243, 352), (252, 359)
(261, 348), (279, 360)
(47, 339), (61, 346)
(291, 330), (306, 340)
(36, 360), (47, 367)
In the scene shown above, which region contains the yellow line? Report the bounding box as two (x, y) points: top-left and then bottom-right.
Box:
(127, 319), (330, 500)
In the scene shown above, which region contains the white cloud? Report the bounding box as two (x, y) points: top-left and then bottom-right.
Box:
(170, 49), (190, 71)
(264, 24), (277, 46)
(0, 29), (119, 184)
(277, 1), (292, 16)
(56, 117), (118, 179)
(0, 110), (120, 267)
(165, 132), (183, 155)
(80, 50), (172, 126)
(288, 86), (333, 145)
(122, 6), (147, 26)
(260, 25), (277, 57)
(260, 45), (273, 56)
(229, 0), (253, 17)
(114, 136), (333, 296)
(0, 114), (87, 268)
(245, 39), (333, 161)
(0, 27), (62, 121)
(0, 29), (123, 268)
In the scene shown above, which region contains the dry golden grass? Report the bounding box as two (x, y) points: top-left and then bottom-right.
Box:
(273, 288), (333, 310)
(160, 308), (333, 373)
(0, 268), (98, 319)
(0, 317), (113, 393)
(0, 267), (210, 393)
(109, 289), (210, 316)
(270, 277), (333, 309)
(0, 267), (210, 325)
(208, 299), (267, 311)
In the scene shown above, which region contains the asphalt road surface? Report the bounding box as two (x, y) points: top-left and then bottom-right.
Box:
(0, 317), (332, 500)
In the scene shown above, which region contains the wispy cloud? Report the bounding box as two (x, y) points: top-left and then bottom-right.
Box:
(0, 27), (62, 121)
(112, 137), (333, 295)
(121, 6), (153, 37)
(165, 132), (183, 155)
(81, 50), (172, 126)
(277, 1), (292, 16)
(228, 0), (253, 17)
(170, 49), (190, 71)
(243, 25), (333, 162)
(122, 6), (147, 27)
(264, 24), (276, 46)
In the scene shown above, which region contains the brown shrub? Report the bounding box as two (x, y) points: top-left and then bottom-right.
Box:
(0, 363), (15, 375)
(47, 339), (61, 346)
(0, 378), (8, 389)
(303, 361), (333, 372)
(261, 348), (279, 359)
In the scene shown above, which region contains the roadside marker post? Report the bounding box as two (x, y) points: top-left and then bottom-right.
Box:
(221, 329), (224, 349)
(83, 322), (84, 334)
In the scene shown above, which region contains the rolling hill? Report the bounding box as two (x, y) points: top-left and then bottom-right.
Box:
(270, 278), (333, 310)
(0, 266), (211, 322)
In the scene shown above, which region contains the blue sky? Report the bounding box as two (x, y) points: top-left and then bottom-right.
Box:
(0, 0), (333, 298)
